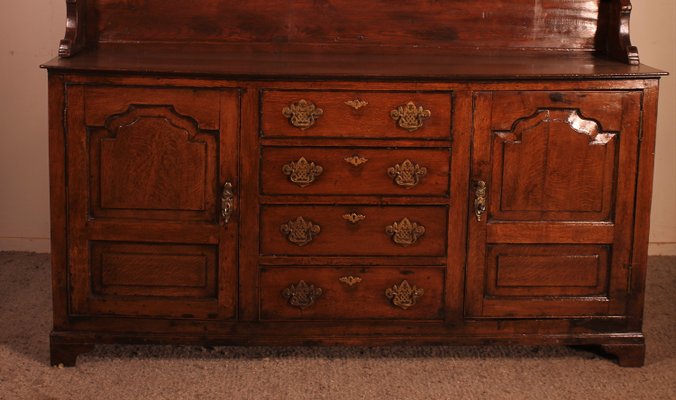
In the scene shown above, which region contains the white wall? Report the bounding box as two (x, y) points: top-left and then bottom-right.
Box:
(0, 1), (674, 254)
(633, 0), (676, 255)
(0, 1), (64, 252)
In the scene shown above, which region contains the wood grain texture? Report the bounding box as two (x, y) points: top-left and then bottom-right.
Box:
(58, 0), (645, 65)
(596, 0), (640, 64)
(465, 89), (641, 319)
(490, 108), (617, 222)
(47, 74), (69, 330)
(259, 267), (444, 320)
(91, 242), (215, 297)
(601, 343), (646, 367)
(261, 147), (450, 196)
(487, 245), (609, 296)
(625, 81), (660, 331)
(43, 45), (666, 79)
(90, 106), (217, 221)
(260, 205), (448, 257)
(63, 84), (240, 320)
(58, 0), (86, 57)
(262, 91), (451, 139)
(91, 0), (601, 51)
(45, 0), (664, 367)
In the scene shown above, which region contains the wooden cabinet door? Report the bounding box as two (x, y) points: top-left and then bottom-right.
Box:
(466, 91), (641, 318)
(64, 85), (239, 319)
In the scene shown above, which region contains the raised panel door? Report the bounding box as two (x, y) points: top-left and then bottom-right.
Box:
(65, 85), (240, 319)
(466, 91), (641, 318)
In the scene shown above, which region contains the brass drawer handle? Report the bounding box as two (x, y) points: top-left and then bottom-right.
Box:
(388, 160), (427, 188)
(385, 280), (424, 310)
(282, 99), (323, 130)
(283, 280), (323, 309)
(345, 99), (369, 110)
(342, 213), (366, 224)
(474, 180), (487, 222)
(339, 276), (363, 287)
(282, 157), (323, 187)
(386, 218), (425, 247)
(344, 155), (368, 167)
(390, 101), (431, 131)
(280, 217), (321, 246)
(221, 182), (234, 224)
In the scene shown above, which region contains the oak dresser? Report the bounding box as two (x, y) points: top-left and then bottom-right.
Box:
(42, 0), (666, 367)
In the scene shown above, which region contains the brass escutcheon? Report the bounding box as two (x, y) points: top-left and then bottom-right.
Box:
(282, 157), (323, 187)
(344, 99), (369, 110)
(390, 101), (431, 131)
(388, 160), (427, 188)
(344, 155), (369, 167)
(339, 276), (363, 287)
(282, 99), (323, 130)
(282, 280), (323, 309)
(474, 180), (487, 222)
(280, 216), (321, 246)
(385, 217), (425, 247)
(385, 280), (424, 310)
(221, 182), (234, 224)
(342, 213), (366, 224)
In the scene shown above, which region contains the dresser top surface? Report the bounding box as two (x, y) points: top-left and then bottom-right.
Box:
(42, 44), (665, 81)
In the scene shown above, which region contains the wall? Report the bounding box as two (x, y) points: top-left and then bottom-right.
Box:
(0, 1), (64, 252)
(0, 1), (674, 254)
(633, 0), (676, 255)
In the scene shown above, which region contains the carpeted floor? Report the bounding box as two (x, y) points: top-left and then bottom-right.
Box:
(0, 252), (674, 399)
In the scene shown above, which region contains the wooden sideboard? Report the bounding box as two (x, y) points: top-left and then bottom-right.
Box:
(42, 0), (666, 367)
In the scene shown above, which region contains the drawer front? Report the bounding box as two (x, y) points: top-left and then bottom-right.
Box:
(262, 147), (450, 196)
(260, 267), (444, 320)
(261, 90), (452, 139)
(261, 205), (448, 256)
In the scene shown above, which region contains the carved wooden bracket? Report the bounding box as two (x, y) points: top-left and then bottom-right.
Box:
(596, 0), (639, 65)
(59, 0), (87, 57)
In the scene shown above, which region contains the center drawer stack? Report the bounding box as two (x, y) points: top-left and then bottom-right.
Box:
(258, 89), (452, 320)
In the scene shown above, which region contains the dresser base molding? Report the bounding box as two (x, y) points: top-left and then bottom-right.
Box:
(50, 330), (645, 367)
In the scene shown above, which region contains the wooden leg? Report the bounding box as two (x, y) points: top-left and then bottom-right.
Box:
(600, 343), (646, 367)
(50, 338), (94, 367)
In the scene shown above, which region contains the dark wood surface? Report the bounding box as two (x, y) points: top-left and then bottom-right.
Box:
(259, 266), (445, 320)
(260, 205), (448, 256)
(92, 0), (602, 51)
(261, 91), (452, 138)
(41, 45), (666, 79)
(44, 0), (665, 368)
(261, 147), (450, 196)
(58, 0), (646, 65)
(466, 89), (640, 318)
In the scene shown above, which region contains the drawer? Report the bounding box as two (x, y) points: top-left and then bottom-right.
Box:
(260, 267), (444, 320)
(261, 90), (452, 139)
(261, 205), (448, 256)
(261, 147), (450, 196)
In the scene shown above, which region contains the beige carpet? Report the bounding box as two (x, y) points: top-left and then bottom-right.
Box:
(0, 252), (674, 399)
